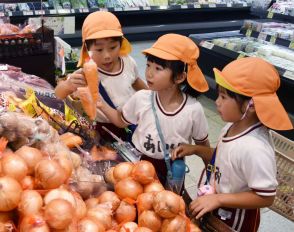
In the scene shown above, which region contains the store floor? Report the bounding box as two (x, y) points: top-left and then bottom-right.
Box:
(130, 40), (294, 232)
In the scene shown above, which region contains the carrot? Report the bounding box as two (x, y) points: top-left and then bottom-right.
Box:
(77, 87), (96, 120)
(60, 132), (83, 149)
(83, 59), (99, 104)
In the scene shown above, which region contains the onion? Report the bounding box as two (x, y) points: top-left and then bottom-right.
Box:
(44, 188), (76, 209)
(132, 161), (155, 185)
(161, 215), (187, 232)
(55, 157), (73, 180)
(115, 178), (143, 201)
(135, 228), (153, 232)
(113, 162), (134, 182)
(0, 211), (14, 223)
(87, 204), (112, 230)
(15, 146), (43, 175)
(1, 154), (28, 181)
(20, 176), (35, 190)
(119, 222), (138, 232)
(99, 191), (120, 211)
(138, 210), (161, 232)
(104, 167), (116, 185)
(136, 192), (155, 215)
(0, 176), (22, 211)
(143, 180), (164, 193)
(72, 191), (87, 220)
(35, 159), (66, 189)
(19, 214), (50, 232)
(85, 198), (100, 209)
(115, 201), (136, 224)
(44, 199), (74, 229)
(18, 190), (43, 216)
(78, 217), (105, 232)
(153, 190), (182, 218)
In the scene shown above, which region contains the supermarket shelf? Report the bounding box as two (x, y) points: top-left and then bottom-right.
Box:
(240, 28), (294, 50)
(0, 3), (251, 17)
(267, 11), (294, 23)
(189, 32), (294, 114)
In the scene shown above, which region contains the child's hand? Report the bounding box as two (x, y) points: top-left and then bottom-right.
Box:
(189, 194), (221, 219)
(171, 144), (197, 160)
(66, 69), (87, 93)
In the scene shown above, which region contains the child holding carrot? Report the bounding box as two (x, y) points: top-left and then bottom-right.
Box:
(55, 11), (147, 141)
(172, 57), (293, 231)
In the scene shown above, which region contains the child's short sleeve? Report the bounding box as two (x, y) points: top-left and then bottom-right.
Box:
(191, 103), (209, 143)
(240, 140), (278, 196)
(121, 90), (143, 125)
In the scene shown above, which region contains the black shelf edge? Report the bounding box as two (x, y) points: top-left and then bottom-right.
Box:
(267, 12), (294, 23)
(240, 28), (294, 50)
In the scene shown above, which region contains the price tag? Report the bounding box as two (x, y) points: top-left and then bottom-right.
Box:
(243, 3), (248, 7)
(58, 9), (70, 14)
(8, 12), (13, 16)
(0, 12), (4, 17)
(114, 7), (123, 11)
(258, 32), (267, 41)
(267, 11), (274, 19)
(200, 41), (214, 49)
(23, 11), (34, 16)
(143, 6), (151, 10)
(289, 41), (294, 49)
(227, 3), (232, 7)
(159, 6), (168, 10)
(194, 3), (201, 8)
(209, 4), (216, 8)
(270, 36), (277, 44)
(82, 8), (89, 13)
(0, 64), (8, 71)
(49, 9), (57, 14)
(124, 7), (140, 11)
(246, 29), (252, 37)
(35, 10), (45, 15)
(100, 8), (108, 12)
(283, 70), (294, 81)
(181, 5), (188, 9)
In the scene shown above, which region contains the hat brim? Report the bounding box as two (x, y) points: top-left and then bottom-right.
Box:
(77, 35), (132, 67)
(213, 68), (243, 95)
(84, 29), (123, 41)
(253, 94), (293, 130)
(142, 47), (179, 60)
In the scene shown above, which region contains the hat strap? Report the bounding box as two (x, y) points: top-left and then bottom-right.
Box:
(240, 99), (254, 120)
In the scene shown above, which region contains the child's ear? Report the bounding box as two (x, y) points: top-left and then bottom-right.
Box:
(175, 72), (187, 84)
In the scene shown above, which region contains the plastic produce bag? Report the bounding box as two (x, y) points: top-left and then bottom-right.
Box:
(71, 0), (88, 9)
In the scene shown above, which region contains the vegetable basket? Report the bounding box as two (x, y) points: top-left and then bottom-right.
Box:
(269, 130), (294, 221)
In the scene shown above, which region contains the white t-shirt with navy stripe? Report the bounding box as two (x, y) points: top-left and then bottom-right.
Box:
(121, 90), (209, 159)
(212, 122), (278, 197)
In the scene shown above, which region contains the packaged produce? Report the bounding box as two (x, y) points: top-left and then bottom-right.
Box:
(87, 0), (99, 8)
(71, 0), (88, 8)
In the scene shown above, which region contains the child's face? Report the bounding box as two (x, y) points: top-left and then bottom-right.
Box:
(145, 61), (174, 91)
(215, 86), (243, 122)
(89, 38), (121, 72)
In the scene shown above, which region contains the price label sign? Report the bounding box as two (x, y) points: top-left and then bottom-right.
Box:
(159, 6), (168, 10)
(243, 3), (248, 7)
(114, 7), (123, 11)
(23, 11), (34, 16)
(0, 12), (4, 17)
(143, 6), (151, 10)
(181, 5), (188, 9)
(258, 32), (267, 41)
(246, 29), (252, 37)
(82, 8), (89, 13)
(200, 41), (214, 50)
(209, 4), (216, 8)
(283, 70), (294, 81)
(267, 11), (274, 19)
(8, 12), (13, 16)
(49, 9), (57, 14)
(58, 9), (70, 14)
(0, 64), (8, 71)
(194, 3), (201, 8)
(227, 3), (232, 7)
(270, 36), (277, 44)
(289, 41), (294, 49)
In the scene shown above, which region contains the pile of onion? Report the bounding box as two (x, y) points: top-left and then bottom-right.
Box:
(99, 191), (120, 212)
(161, 215), (187, 232)
(153, 190), (182, 218)
(115, 201), (136, 224)
(138, 210), (162, 232)
(113, 162), (134, 182)
(1, 154), (28, 181)
(131, 161), (155, 185)
(87, 204), (112, 230)
(143, 180), (164, 193)
(18, 190), (43, 216)
(115, 178), (143, 201)
(136, 192), (155, 214)
(19, 214), (50, 232)
(0, 176), (22, 211)
(78, 217), (105, 232)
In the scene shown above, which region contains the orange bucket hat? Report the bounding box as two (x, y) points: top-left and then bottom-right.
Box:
(214, 57), (293, 130)
(77, 11), (132, 67)
(142, 34), (209, 92)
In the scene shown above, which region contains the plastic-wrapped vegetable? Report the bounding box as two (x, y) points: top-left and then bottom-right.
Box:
(71, 0), (88, 8)
(87, 0), (99, 8)
(60, 0), (71, 9)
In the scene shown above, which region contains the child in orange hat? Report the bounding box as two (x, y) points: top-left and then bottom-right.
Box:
(97, 33), (210, 188)
(55, 11), (147, 141)
(173, 57), (293, 231)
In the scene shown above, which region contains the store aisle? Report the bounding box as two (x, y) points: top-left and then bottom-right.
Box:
(130, 40), (294, 232)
